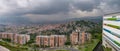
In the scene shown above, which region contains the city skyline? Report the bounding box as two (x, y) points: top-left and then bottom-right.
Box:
(0, 0), (118, 51)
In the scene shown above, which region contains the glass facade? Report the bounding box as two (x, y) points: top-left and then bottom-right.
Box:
(103, 13), (120, 51)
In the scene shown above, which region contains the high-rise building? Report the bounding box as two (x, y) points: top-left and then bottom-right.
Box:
(36, 35), (66, 48)
(58, 35), (66, 47)
(16, 34), (30, 44)
(50, 35), (66, 47)
(70, 32), (79, 45)
(103, 13), (120, 51)
(70, 30), (91, 45)
(49, 35), (54, 47)
(36, 36), (49, 47)
(0, 32), (30, 45)
(0, 33), (14, 40)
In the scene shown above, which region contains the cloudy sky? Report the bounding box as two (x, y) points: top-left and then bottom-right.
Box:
(0, 0), (120, 24)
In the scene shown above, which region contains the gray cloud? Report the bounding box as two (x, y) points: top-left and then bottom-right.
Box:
(28, 0), (70, 15)
(0, 0), (120, 24)
(71, 0), (101, 11)
(0, 0), (71, 16)
(100, 0), (120, 14)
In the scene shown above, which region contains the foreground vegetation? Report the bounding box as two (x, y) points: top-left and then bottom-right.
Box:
(107, 18), (117, 21)
(78, 34), (101, 51)
(0, 41), (28, 51)
(106, 24), (120, 29)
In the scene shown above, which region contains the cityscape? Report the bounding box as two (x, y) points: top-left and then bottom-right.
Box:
(1, 0), (120, 51)
(0, 20), (102, 51)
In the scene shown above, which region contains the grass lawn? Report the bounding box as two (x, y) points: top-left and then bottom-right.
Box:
(78, 33), (102, 51)
(78, 39), (99, 51)
(106, 24), (120, 29)
(0, 41), (28, 51)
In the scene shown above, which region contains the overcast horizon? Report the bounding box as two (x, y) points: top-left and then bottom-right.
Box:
(0, 0), (120, 24)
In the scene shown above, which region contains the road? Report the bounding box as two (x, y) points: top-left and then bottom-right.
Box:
(93, 41), (104, 51)
(0, 45), (10, 51)
(36, 47), (80, 51)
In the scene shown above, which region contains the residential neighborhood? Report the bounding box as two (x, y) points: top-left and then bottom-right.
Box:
(0, 20), (101, 51)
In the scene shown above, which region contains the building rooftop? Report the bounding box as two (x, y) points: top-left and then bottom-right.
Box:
(104, 12), (120, 16)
